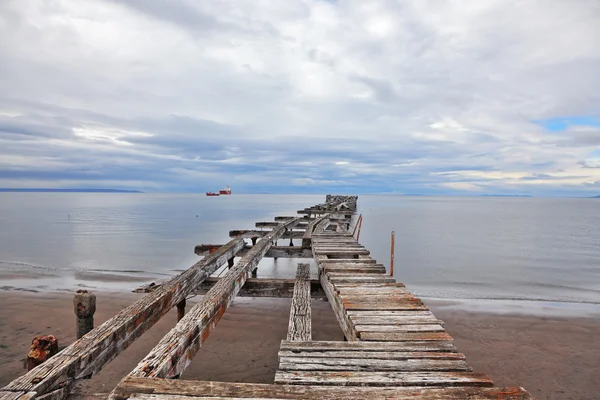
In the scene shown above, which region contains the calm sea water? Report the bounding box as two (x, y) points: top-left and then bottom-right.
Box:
(1, 194), (599, 315)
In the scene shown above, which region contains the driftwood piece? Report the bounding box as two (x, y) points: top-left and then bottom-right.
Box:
(287, 264), (311, 341)
(122, 218), (300, 381)
(0, 239), (245, 400)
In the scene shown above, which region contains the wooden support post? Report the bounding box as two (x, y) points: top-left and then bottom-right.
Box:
(26, 335), (58, 371)
(390, 231), (395, 277)
(176, 299), (186, 322)
(251, 237), (257, 246)
(251, 268), (258, 277)
(289, 238), (294, 247)
(356, 215), (364, 241)
(287, 263), (311, 341)
(227, 258), (234, 268)
(73, 290), (96, 339)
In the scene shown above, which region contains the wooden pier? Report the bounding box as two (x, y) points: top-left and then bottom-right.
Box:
(0, 195), (533, 400)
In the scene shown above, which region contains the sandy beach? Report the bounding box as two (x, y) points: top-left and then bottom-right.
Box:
(0, 290), (598, 400)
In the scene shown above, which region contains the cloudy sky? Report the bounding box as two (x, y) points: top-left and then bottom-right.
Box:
(0, 0), (599, 195)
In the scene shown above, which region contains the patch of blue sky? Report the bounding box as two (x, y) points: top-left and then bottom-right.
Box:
(534, 116), (600, 132)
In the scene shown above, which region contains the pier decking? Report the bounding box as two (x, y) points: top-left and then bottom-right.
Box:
(0, 195), (533, 400)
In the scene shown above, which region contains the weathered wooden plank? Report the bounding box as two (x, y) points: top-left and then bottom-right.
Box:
(314, 249), (370, 256)
(287, 264), (311, 342)
(278, 351), (465, 360)
(328, 276), (397, 284)
(318, 272), (358, 341)
(229, 230), (304, 239)
(346, 310), (433, 317)
(301, 216), (327, 249)
(360, 332), (453, 342)
(274, 371), (494, 387)
(279, 340), (457, 352)
(196, 277), (326, 299)
(354, 324), (445, 333)
(334, 282), (405, 288)
(322, 265), (387, 274)
(341, 299), (428, 311)
(336, 287), (410, 295)
(125, 218), (300, 380)
(263, 247), (313, 259)
(278, 357), (472, 372)
(1, 239), (246, 399)
(340, 294), (418, 302)
(111, 377), (532, 400)
(350, 316), (443, 326)
(317, 259), (376, 264)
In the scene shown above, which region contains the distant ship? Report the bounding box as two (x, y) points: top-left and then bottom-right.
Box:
(219, 186), (232, 195)
(206, 192), (220, 196)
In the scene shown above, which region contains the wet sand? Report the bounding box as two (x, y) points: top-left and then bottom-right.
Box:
(0, 291), (598, 399)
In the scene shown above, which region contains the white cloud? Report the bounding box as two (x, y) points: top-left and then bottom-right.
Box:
(0, 0), (599, 194)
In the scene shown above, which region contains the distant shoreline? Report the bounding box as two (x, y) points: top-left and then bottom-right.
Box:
(0, 188), (143, 193)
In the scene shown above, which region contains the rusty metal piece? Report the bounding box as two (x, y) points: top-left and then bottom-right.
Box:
(26, 335), (58, 371)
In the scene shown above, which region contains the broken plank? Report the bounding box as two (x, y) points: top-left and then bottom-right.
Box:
(274, 371), (494, 387)
(124, 218), (300, 380)
(359, 332), (453, 341)
(287, 264), (311, 341)
(278, 358), (472, 372)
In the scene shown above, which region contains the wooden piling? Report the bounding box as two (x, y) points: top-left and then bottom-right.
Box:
(73, 290), (96, 339)
(390, 231), (395, 277)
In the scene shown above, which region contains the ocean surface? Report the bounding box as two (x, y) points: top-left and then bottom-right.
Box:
(1, 193), (599, 316)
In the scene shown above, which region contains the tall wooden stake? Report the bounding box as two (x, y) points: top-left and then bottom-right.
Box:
(390, 231), (395, 277)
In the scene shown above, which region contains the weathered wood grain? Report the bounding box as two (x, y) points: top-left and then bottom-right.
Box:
(341, 299), (428, 311)
(123, 218), (300, 380)
(354, 324), (445, 333)
(111, 377), (532, 400)
(322, 265), (387, 274)
(314, 249), (370, 256)
(317, 259), (376, 264)
(359, 332), (453, 342)
(278, 357), (472, 372)
(278, 351), (465, 360)
(279, 340), (457, 352)
(346, 310), (433, 317)
(328, 276), (397, 284)
(287, 264), (311, 341)
(1, 239), (246, 400)
(274, 371), (494, 387)
(336, 287), (410, 295)
(350, 316), (443, 326)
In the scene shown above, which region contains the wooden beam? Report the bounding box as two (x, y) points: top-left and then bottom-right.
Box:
(319, 271), (358, 341)
(0, 239), (245, 400)
(121, 218), (300, 381)
(195, 277), (325, 299)
(287, 264), (311, 341)
(110, 377), (532, 400)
